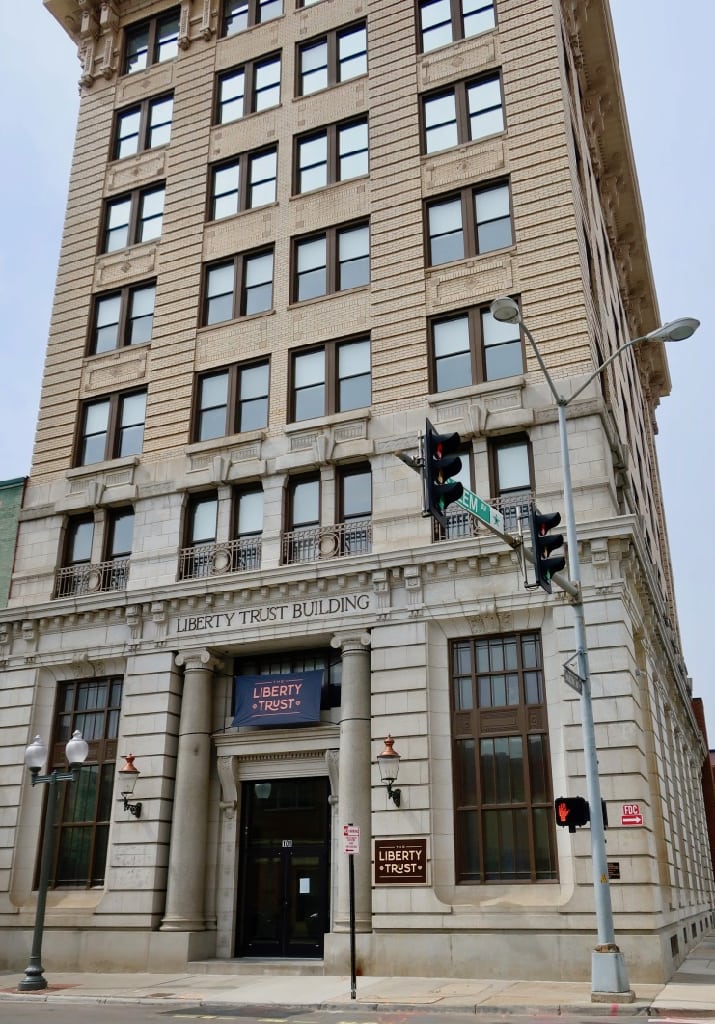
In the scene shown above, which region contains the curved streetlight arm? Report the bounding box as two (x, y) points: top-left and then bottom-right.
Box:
(566, 334), (647, 407)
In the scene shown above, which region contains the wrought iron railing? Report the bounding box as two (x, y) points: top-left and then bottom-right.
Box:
(178, 536), (262, 580)
(281, 519), (372, 564)
(53, 558), (130, 598)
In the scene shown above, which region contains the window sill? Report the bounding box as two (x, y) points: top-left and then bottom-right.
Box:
(208, 201), (279, 227)
(421, 131), (506, 162)
(218, 13), (286, 46)
(66, 456), (140, 480)
(83, 342), (151, 362)
(287, 284), (369, 310)
(426, 244), (516, 274)
(197, 308), (276, 333)
(284, 408), (371, 434)
(185, 430), (266, 456)
(289, 175), (369, 201)
(293, 74), (368, 103)
(428, 375), (525, 405)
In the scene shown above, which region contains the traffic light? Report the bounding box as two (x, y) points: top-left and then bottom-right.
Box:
(554, 796), (590, 834)
(423, 419), (464, 527)
(530, 509), (566, 593)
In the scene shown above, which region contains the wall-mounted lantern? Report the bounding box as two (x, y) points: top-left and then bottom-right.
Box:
(118, 754), (142, 819)
(377, 735), (402, 807)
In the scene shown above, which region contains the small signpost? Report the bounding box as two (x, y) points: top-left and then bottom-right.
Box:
(343, 824), (360, 998)
(620, 803), (643, 827)
(457, 486), (506, 537)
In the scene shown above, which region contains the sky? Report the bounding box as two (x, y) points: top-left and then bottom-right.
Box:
(0, 3), (713, 739)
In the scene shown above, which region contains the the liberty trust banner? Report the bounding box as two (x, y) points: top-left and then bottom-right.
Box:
(232, 671), (324, 727)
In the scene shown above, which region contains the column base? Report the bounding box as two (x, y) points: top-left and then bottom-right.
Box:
(160, 915), (207, 932)
(591, 949), (634, 1002)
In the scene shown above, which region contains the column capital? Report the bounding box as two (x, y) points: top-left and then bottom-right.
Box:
(175, 648), (222, 673)
(330, 632), (371, 654)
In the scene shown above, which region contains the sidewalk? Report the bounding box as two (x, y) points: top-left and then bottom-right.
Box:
(1, 934), (713, 1018)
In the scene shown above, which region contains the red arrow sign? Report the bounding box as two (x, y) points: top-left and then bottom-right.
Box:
(621, 813), (643, 826)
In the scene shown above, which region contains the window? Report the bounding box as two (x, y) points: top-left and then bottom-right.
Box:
(104, 507), (134, 589)
(124, 8), (180, 74)
(451, 632), (557, 883)
(233, 486), (263, 569)
(491, 435), (532, 531)
(65, 516), (94, 569)
(295, 117), (368, 193)
(423, 74), (503, 153)
(426, 182), (512, 265)
(216, 55), (281, 124)
(114, 95), (173, 159)
(418, 0), (496, 54)
(210, 147), (277, 219)
(431, 303), (523, 390)
(292, 337), (370, 421)
(294, 222), (369, 301)
(222, 0), (283, 36)
(90, 281), (156, 354)
(103, 185), (165, 253)
(43, 678), (123, 887)
(285, 475), (320, 562)
(339, 464), (372, 554)
(195, 359), (269, 440)
(298, 22), (367, 96)
(203, 248), (274, 324)
(77, 390), (147, 466)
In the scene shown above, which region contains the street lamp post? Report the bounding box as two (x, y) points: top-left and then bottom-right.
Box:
(18, 730), (89, 992)
(490, 296), (699, 999)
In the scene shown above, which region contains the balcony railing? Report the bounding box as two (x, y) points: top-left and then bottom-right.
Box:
(435, 492), (534, 541)
(178, 536), (262, 580)
(281, 519), (372, 564)
(53, 558), (130, 598)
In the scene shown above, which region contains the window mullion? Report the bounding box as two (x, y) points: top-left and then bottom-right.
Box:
(228, 365), (240, 434)
(327, 30), (338, 88)
(462, 189), (476, 258)
(233, 256), (242, 319)
(118, 286), (130, 347)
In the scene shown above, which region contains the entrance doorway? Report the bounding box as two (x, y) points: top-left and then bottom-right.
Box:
(237, 777), (330, 958)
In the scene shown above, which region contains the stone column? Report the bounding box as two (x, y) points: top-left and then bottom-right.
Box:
(331, 632), (372, 931)
(161, 649), (219, 931)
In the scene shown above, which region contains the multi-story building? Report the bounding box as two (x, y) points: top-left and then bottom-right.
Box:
(1, 0), (712, 983)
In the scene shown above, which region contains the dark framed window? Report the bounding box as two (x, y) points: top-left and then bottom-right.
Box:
(423, 73), (504, 153)
(418, 0), (496, 54)
(426, 181), (512, 265)
(297, 22), (367, 96)
(285, 475), (320, 562)
(187, 492), (218, 546)
(90, 281), (156, 354)
(216, 54), (281, 124)
(450, 631), (557, 883)
(123, 8), (180, 74)
(203, 248), (274, 324)
(105, 507), (134, 560)
(77, 390), (147, 466)
(339, 464), (372, 554)
(490, 434), (532, 531)
(234, 486), (263, 539)
(64, 515), (94, 569)
(295, 117), (368, 193)
(293, 222), (369, 301)
(114, 95), (173, 159)
(210, 147), (278, 220)
(431, 303), (523, 391)
(43, 677), (123, 888)
(222, 0), (283, 36)
(291, 336), (370, 421)
(195, 359), (270, 440)
(102, 185), (165, 253)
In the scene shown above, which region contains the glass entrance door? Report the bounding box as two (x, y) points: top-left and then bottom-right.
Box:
(237, 778), (330, 958)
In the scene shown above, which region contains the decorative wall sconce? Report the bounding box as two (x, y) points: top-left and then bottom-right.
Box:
(118, 754), (142, 819)
(377, 735), (402, 807)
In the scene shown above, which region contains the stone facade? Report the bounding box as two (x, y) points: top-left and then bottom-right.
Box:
(0, 0), (712, 984)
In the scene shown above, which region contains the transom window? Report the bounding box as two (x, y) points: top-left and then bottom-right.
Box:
(103, 185), (165, 253)
(298, 22), (367, 96)
(222, 0), (283, 35)
(291, 337), (370, 421)
(216, 55), (281, 124)
(203, 249), (274, 324)
(124, 8), (180, 74)
(450, 632), (557, 883)
(295, 117), (368, 193)
(431, 303), (523, 390)
(77, 391), (147, 466)
(426, 182), (512, 265)
(293, 222), (369, 301)
(114, 95), (173, 159)
(195, 360), (270, 440)
(90, 282), (156, 354)
(210, 147), (277, 219)
(418, 0), (496, 54)
(423, 74), (504, 153)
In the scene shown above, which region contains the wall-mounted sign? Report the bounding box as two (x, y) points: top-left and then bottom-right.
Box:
(621, 803), (643, 827)
(232, 671), (323, 727)
(175, 594), (370, 634)
(374, 839), (427, 884)
(608, 861), (621, 880)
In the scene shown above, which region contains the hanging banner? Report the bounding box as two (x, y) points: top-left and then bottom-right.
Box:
(232, 671), (323, 727)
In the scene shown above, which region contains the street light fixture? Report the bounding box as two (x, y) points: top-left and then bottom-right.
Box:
(19, 730), (89, 992)
(490, 296), (699, 1000)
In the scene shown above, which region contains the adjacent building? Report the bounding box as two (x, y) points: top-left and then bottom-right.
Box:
(0, 0), (712, 982)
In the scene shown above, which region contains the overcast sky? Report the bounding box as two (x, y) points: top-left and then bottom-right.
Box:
(0, 3), (712, 740)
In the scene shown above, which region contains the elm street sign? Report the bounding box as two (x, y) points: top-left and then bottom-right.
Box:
(456, 486), (505, 537)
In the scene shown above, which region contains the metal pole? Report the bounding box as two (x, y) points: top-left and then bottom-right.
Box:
(557, 401), (631, 998)
(18, 773), (58, 991)
(348, 852), (356, 999)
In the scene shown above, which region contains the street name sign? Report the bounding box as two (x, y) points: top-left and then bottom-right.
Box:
(621, 803), (643, 827)
(564, 665), (585, 694)
(456, 487), (505, 536)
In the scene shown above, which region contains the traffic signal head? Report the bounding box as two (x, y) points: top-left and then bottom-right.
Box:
(423, 419), (464, 526)
(554, 796), (590, 833)
(530, 509), (566, 593)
